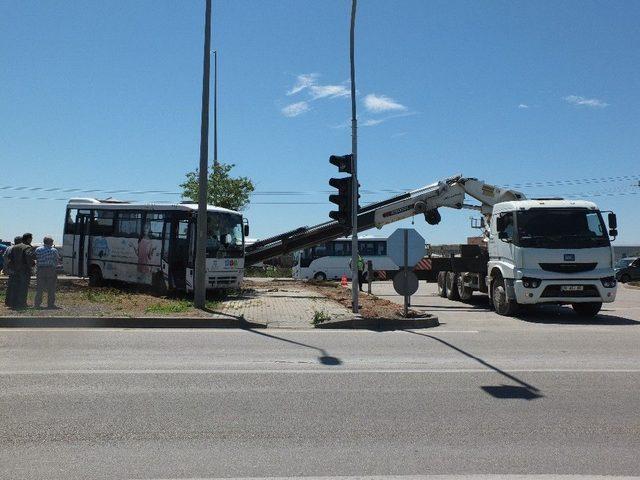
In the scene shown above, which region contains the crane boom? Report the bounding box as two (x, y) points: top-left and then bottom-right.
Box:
(244, 174), (526, 266)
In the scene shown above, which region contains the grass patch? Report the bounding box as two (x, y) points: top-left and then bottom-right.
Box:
(245, 266), (292, 278)
(311, 309), (331, 326)
(83, 288), (124, 303)
(145, 299), (191, 314)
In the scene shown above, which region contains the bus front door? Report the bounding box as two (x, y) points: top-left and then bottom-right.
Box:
(161, 218), (190, 291)
(72, 211), (91, 277)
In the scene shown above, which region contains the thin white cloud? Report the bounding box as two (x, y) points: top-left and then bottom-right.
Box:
(391, 132), (408, 138)
(309, 84), (350, 99)
(287, 73), (318, 96)
(518, 103), (529, 109)
(564, 95), (609, 108)
(363, 93), (407, 113)
(361, 111), (418, 127)
(281, 101), (309, 117)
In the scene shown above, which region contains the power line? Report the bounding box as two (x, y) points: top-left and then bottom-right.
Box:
(1, 174), (638, 199)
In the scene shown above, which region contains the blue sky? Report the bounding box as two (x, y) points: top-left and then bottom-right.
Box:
(1, 0), (639, 246)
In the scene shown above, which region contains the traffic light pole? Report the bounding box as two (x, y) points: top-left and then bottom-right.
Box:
(349, 0), (358, 314)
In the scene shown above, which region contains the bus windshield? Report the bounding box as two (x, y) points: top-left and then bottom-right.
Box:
(206, 212), (244, 258)
(516, 208), (610, 249)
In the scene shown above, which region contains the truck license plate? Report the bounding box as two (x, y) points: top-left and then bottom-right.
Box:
(561, 285), (584, 292)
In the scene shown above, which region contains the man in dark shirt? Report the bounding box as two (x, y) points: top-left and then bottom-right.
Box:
(3, 236), (22, 307)
(8, 233), (34, 309)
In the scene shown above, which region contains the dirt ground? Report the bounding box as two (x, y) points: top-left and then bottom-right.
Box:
(0, 277), (417, 320)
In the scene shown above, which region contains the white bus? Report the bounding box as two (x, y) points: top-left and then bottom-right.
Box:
(62, 198), (249, 293)
(292, 233), (423, 281)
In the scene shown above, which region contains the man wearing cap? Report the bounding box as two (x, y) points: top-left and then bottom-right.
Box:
(34, 236), (60, 309)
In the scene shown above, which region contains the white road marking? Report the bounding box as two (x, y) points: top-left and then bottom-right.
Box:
(2, 368), (640, 375)
(146, 474), (640, 480)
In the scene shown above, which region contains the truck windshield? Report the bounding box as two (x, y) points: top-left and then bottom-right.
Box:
(206, 212), (244, 258)
(516, 208), (610, 249)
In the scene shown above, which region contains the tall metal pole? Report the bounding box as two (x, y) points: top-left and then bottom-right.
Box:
(194, 0), (212, 309)
(349, 0), (359, 313)
(213, 49), (218, 168)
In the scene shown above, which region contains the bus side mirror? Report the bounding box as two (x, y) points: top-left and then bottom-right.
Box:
(608, 212), (617, 229)
(244, 224), (250, 237)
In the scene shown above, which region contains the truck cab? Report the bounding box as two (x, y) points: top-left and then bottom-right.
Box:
(488, 199), (618, 316)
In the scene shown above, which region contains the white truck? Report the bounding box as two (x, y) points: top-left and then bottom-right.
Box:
(246, 175), (619, 317)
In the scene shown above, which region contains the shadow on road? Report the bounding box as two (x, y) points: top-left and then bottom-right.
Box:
(404, 330), (543, 400)
(245, 328), (342, 366)
(516, 306), (639, 325)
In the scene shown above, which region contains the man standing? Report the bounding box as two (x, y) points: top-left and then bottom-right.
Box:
(349, 252), (366, 292)
(34, 236), (60, 309)
(8, 233), (34, 309)
(3, 236), (22, 307)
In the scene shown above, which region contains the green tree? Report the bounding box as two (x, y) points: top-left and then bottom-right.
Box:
(180, 162), (255, 211)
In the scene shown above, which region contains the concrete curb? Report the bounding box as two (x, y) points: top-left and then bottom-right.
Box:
(316, 315), (439, 330)
(0, 316), (266, 329)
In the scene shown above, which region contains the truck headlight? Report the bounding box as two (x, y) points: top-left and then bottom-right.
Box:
(522, 277), (541, 288)
(600, 276), (617, 288)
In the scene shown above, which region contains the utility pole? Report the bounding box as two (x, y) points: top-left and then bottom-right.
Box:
(194, 0), (212, 309)
(349, 0), (359, 313)
(213, 49), (218, 168)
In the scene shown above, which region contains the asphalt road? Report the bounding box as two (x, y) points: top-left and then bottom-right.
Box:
(1, 285), (640, 479)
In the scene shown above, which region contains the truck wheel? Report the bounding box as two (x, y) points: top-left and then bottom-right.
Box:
(457, 275), (473, 301)
(445, 272), (460, 301)
(88, 266), (103, 287)
(492, 276), (519, 316)
(572, 302), (602, 318)
(436, 271), (447, 297)
(619, 274), (631, 283)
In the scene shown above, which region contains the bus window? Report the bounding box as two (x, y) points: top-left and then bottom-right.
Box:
(334, 241), (350, 256)
(376, 241), (387, 256)
(145, 213), (165, 240)
(64, 209), (78, 234)
(116, 212), (143, 237)
(314, 243), (330, 258)
(359, 241), (376, 256)
(91, 210), (115, 236)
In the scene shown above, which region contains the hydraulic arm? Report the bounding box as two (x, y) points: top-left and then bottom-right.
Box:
(244, 175), (525, 266)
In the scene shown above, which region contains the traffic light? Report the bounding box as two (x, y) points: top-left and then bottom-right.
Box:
(329, 154), (359, 229)
(329, 154), (353, 173)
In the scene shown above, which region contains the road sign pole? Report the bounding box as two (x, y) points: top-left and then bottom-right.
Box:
(403, 229), (409, 317)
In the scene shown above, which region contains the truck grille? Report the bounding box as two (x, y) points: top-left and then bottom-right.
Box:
(540, 285), (600, 298)
(539, 263), (597, 273)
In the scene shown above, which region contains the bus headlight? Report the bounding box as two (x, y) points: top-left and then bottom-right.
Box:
(600, 276), (617, 288)
(522, 277), (541, 288)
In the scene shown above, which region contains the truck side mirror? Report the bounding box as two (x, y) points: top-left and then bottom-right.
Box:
(608, 212), (617, 229)
(609, 229), (618, 238)
(244, 224), (250, 237)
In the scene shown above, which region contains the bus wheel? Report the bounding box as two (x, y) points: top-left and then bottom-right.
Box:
(313, 272), (327, 281)
(88, 266), (103, 287)
(436, 271), (447, 297)
(152, 272), (168, 296)
(445, 272), (460, 301)
(572, 302), (602, 318)
(492, 275), (519, 316)
(457, 275), (473, 301)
